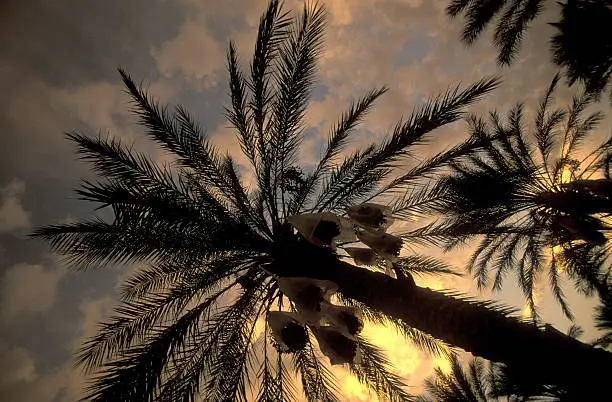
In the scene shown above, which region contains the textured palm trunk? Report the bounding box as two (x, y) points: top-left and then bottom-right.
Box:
(271, 241), (612, 398)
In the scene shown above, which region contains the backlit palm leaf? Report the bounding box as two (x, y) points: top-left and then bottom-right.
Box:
(402, 75), (611, 319)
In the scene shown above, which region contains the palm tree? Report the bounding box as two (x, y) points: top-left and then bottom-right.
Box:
(32, 1), (612, 400)
(417, 355), (493, 402)
(403, 74), (612, 320)
(446, 0), (612, 101)
(550, 0), (612, 103)
(421, 323), (587, 402)
(446, 0), (546, 65)
(418, 354), (573, 401)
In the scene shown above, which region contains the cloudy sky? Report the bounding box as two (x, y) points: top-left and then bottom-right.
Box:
(1, 0), (610, 400)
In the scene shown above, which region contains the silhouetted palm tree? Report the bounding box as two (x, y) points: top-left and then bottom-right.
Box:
(403, 75), (612, 320)
(419, 352), (582, 401)
(550, 0), (612, 103)
(447, 0), (612, 101)
(591, 285), (612, 349)
(447, 0), (546, 65)
(417, 355), (493, 402)
(32, 1), (612, 400)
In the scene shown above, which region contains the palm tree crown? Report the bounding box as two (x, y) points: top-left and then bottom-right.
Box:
(417, 355), (493, 402)
(404, 74), (612, 319)
(418, 354), (574, 401)
(447, 0), (612, 102)
(32, 1), (503, 400)
(550, 0), (612, 103)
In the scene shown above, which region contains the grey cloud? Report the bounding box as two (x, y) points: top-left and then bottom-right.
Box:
(0, 179), (31, 235)
(1, 0), (185, 86)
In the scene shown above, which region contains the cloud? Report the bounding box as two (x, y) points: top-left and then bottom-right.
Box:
(0, 179), (31, 234)
(152, 17), (225, 89)
(0, 262), (64, 321)
(0, 350), (85, 402)
(54, 82), (128, 131)
(0, 342), (37, 384)
(0, 293), (115, 401)
(53, 77), (182, 164)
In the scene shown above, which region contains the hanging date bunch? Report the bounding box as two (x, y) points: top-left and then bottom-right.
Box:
(267, 276), (363, 365)
(267, 203), (400, 365)
(287, 203), (402, 272)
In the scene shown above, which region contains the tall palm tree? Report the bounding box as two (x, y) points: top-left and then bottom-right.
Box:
(417, 355), (493, 402)
(403, 74), (612, 320)
(420, 323), (587, 402)
(550, 0), (612, 103)
(32, 1), (612, 400)
(446, 0), (612, 101)
(418, 354), (573, 401)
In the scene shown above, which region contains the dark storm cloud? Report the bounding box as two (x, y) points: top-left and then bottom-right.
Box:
(1, 0), (185, 86)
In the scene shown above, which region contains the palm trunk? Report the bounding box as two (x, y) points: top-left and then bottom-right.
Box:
(271, 241), (612, 398)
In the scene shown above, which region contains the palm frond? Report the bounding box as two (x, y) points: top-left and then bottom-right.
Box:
(76, 267), (243, 372)
(550, 0), (612, 101)
(517, 232), (544, 321)
(226, 40), (255, 164)
(32, 133), (266, 269)
(549, 254), (574, 321)
(32, 218), (202, 268)
(398, 325), (456, 361)
(81, 292), (221, 402)
(367, 77), (501, 169)
(292, 336), (341, 402)
(390, 181), (449, 220)
(312, 145), (378, 213)
(249, 0), (292, 148)
(291, 87), (388, 214)
(119, 252), (259, 301)
(158, 279), (271, 401)
(256, 342), (280, 402)
(418, 354), (489, 402)
(446, 0), (472, 17)
(534, 74), (565, 170)
(567, 324), (583, 339)
(120, 69), (264, 232)
(376, 130), (495, 198)
(394, 254), (462, 279)
(350, 337), (415, 402)
(559, 95), (604, 164)
(493, 0), (544, 65)
(338, 296), (455, 360)
(461, 0), (507, 44)
(467, 358), (488, 400)
(118, 70), (222, 180)
(419, 83), (610, 319)
(269, 1), (326, 218)
(439, 289), (522, 318)
(203, 285), (276, 402)
(278, 353), (298, 402)
(319, 87), (390, 175)
(243, 0), (293, 229)
(315, 78), (500, 212)
(257, 349), (297, 402)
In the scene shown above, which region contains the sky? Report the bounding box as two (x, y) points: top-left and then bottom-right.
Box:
(1, 0), (610, 400)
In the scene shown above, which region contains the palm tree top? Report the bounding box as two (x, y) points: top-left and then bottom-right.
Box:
(447, 0), (612, 102)
(402, 73), (612, 320)
(31, 1), (502, 400)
